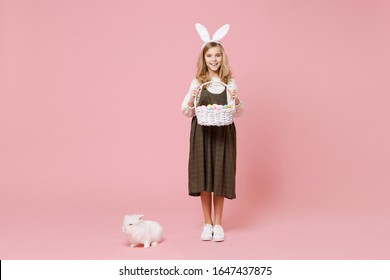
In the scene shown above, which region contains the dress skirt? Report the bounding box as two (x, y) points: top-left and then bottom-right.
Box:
(188, 87), (237, 199)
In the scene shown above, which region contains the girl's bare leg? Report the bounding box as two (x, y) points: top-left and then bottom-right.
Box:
(201, 192), (213, 225)
(213, 195), (225, 225)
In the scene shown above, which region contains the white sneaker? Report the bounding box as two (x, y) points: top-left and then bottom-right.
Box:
(201, 224), (213, 241)
(213, 225), (225, 242)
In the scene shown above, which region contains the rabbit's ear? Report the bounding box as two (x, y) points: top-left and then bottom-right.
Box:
(195, 23), (210, 42)
(137, 214), (144, 220)
(212, 24), (230, 41)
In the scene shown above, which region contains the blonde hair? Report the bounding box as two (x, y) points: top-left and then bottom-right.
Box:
(196, 42), (232, 85)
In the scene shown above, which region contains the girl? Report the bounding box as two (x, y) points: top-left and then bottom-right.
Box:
(181, 23), (244, 242)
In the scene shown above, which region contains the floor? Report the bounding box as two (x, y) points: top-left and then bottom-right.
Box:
(1, 196), (389, 260)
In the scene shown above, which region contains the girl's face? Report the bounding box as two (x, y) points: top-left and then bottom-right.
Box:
(204, 46), (222, 74)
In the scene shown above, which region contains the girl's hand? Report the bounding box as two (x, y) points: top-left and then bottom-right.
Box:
(228, 88), (240, 105)
(187, 87), (201, 109)
(228, 87), (237, 98)
(191, 87), (201, 99)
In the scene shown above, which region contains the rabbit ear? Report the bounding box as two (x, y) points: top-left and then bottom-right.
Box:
(137, 214), (144, 220)
(195, 23), (210, 42)
(212, 24), (230, 41)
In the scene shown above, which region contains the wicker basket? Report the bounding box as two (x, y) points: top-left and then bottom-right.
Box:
(194, 81), (235, 126)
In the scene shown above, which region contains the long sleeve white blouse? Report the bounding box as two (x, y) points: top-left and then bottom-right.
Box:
(181, 77), (244, 118)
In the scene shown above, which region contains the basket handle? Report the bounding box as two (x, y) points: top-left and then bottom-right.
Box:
(194, 81), (235, 109)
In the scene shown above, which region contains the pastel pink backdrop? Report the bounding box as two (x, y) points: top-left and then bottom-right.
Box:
(1, 0), (389, 259)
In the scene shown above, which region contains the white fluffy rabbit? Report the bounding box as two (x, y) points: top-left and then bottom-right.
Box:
(122, 214), (163, 248)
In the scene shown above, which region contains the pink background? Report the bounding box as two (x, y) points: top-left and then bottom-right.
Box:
(1, 0), (390, 259)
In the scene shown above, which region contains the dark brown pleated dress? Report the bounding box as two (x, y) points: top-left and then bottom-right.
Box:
(188, 87), (237, 199)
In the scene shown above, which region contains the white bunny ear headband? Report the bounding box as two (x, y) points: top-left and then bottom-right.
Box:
(195, 23), (230, 49)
